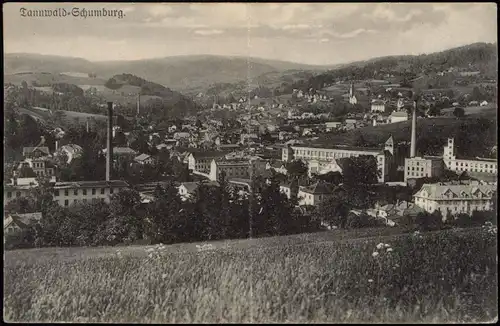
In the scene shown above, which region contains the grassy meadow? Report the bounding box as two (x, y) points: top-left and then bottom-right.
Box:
(4, 226), (498, 323)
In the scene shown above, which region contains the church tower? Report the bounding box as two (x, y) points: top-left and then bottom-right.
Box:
(348, 83), (357, 105)
(443, 138), (455, 161)
(385, 135), (394, 155)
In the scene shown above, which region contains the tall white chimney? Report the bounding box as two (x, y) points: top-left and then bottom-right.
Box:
(106, 102), (113, 181)
(410, 100), (417, 158)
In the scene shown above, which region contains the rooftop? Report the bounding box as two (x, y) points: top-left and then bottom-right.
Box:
(180, 181), (220, 193)
(54, 180), (129, 189)
(414, 183), (496, 200)
(23, 146), (50, 155)
(102, 147), (137, 155)
(299, 181), (337, 194)
(293, 143), (381, 153)
(134, 153), (151, 161)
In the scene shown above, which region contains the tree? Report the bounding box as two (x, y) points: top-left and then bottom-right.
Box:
(109, 189), (143, 240)
(253, 175), (295, 236)
(315, 193), (350, 229)
(5, 197), (38, 214)
(471, 86), (483, 101)
(146, 181), (184, 244)
(114, 131), (128, 147)
(416, 210), (443, 231)
(342, 155), (379, 187)
(315, 171), (343, 185)
(351, 131), (367, 147)
(286, 159), (308, 183)
(427, 105), (441, 117)
(453, 107), (465, 118)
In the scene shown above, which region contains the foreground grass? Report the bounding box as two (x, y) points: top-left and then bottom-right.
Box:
(4, 227), (498, 323)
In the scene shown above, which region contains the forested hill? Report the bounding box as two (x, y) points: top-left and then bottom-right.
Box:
(287, 42), (498, 92)
(105, 73), (203, 118)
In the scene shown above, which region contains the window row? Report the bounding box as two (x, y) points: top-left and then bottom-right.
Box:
(62, 198), (105, 206)
(54, 188), (118, 197)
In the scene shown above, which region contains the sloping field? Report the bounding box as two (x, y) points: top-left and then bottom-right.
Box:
(4, 72), (106, 86)
(4, 227), (497, 323)
(315, 115), (494, 147)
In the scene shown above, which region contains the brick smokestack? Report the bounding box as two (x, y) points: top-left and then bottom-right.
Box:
(410, 99), (417, 158)
(106, 102), (113, 181)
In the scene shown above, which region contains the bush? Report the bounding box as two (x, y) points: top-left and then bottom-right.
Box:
(346, 213), (384, 229)
(4, 228), (36, 250)
(415, 211), (443, 231)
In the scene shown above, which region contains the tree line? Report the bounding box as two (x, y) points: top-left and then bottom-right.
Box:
(4, 173), (317, 250)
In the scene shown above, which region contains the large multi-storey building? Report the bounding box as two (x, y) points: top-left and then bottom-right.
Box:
(413, 181), (496, 217)
(16, 159), (55, 178)
(52, 180), (129, 207)
(186, 151), (230, 174)
(4, 183), (34, 206)
(442, 138), (497, 175)
(404, 138), (497, 182)
(404, 156), (444, 182)
(282, 136), (397, 183)
(208, 158), (268, 182)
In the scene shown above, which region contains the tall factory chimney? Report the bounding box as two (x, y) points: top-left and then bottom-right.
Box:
(137, 94), (140, 116)
(106, 102), (113, 181)
(410, 98), (417, 158)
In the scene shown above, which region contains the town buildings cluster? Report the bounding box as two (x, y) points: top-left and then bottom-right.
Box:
(4, 72), (498, 234)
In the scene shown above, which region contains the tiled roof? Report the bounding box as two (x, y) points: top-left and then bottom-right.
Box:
(59, 144), (83, 155)
(23, 147), (50, 155)
(5, 212), (42, 230)
(299, 181), (337, 194)
(191, 151), (228, 159)
(180, 181), (219, 193)
(103, 147), (137, 155)
(54, 180), (129, 189)
(414, 183), (496, 200)
(135, 153), (151, 161)
(390, 111), (408, 117)
(293, 144), (381, 153)
(269, 160), (285, 168)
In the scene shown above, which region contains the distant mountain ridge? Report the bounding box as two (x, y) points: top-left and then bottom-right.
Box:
(4, 53), (336, 94)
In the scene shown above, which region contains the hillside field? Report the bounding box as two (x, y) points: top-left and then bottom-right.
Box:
(316, 114), (496, 147)
(4, 226), (497, 323)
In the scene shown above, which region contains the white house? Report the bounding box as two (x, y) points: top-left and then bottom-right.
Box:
(134, 154), (154, 165)
(413, 182), (496, 218)
(178, 181), (219, 201)
(371, 100), (386, 113)
(56, 144), (83, 164)
(389, 111), (408, 123)
(52, 180), (129, 207)
(4, 212), (42, 234)
(298, 181), (338, 207)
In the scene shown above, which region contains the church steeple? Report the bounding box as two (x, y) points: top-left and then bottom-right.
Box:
(385, 134), (394, 155)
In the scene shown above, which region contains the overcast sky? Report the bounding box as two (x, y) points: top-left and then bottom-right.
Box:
(4, 2), (497, 65)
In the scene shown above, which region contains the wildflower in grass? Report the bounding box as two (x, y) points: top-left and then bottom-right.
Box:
(384, 243), (390, 248)
(386, 248), (393, 253)
(376, 243), (384, 250)
(368, 279), (373, 283)
(372, 251), (379, 258)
